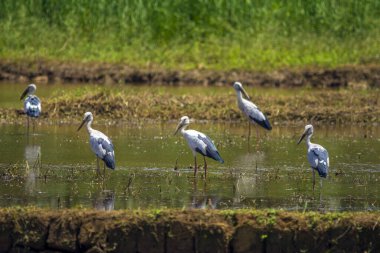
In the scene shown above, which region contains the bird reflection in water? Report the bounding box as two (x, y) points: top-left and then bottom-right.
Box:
(93, 190), (115, 211)
(232, 151), (266, 205)
(190, 179), (219, 209)
(24, 142), (41, 195)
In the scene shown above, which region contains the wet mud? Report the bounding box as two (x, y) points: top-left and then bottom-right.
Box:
(1, 60), (380, 88)
(0, 208), (379, 252)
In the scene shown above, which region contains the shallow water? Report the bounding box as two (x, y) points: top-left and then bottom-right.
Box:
(0, 122), (379, 211)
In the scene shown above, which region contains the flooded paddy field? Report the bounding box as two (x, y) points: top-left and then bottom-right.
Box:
(0, 123), (379, 211)
(0, 82), (379, 211)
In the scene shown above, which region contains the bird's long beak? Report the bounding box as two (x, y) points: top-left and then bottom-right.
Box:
(240, 87), (251, 100)
(297, 132), (306, 145)
(174, 122), (183, 136)
(77, 119), (86, 131)
(20, 87), (29, 100)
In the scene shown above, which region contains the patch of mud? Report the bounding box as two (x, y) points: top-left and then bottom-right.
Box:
(0, 208), (379, 252)
(1, 60), (380, 88)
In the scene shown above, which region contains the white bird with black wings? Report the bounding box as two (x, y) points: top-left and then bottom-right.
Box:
(78, 112), (115, 176)
(175, 116), (224, 177)
(297, 124), (329, 190)
(233, 82), (272, 131)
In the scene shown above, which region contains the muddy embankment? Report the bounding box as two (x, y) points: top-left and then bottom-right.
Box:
(0, 208), (379, 253)
(1, 60), (380, 88)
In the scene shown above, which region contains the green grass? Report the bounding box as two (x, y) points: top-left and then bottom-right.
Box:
(0, 0), (380, 70)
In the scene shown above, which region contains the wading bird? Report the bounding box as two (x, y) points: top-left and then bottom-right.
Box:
(20, 84), (41, 130)
(174, 116), (224, 177)
(77, 112), (115, 176)
(297, 124), (329, 190)
(233, 82), (272, 140)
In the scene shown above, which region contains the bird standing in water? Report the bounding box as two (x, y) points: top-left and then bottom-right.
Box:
(297, 124), (329, 191)
(175, 116), (224, 177)
(233, 82), (272, 141)
(78, 112), (115, 177)
(20, 84), (41, 131)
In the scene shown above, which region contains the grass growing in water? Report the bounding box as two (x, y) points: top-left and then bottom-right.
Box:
(1, 86), (378, 123)
(0, 0), (379, 70)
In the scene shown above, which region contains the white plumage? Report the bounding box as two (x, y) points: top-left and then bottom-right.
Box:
(233, 82), (272, 131)
(20, 84), (41, 130)
(183, 130), (208, 155)
(298, 124), (329, 190)
(175, 116), (224, 177)
(78, 112), (115, 174)
(24, 96), (41, 117)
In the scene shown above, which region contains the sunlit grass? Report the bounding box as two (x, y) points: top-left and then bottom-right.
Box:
(0, 0), (379, 70)
(1, 86), (378, 124)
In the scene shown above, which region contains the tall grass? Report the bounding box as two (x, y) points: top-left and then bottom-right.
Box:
(0, 0), (379, 70)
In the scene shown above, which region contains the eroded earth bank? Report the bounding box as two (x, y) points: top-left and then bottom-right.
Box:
(0, 208), (379, 253)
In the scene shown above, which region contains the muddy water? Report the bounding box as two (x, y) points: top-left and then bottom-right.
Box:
(0, 122), (379, 211)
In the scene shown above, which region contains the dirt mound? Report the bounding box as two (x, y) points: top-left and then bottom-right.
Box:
(0, 208), (379, 252)
(1, 60), (379, 88)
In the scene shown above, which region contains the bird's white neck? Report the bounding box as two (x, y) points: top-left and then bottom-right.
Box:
(305, 134), (312, 148)
(235, 90), (246, 110)
(180, 125), (188, 135)
(86, 120), (94, 134)
(235, 90), (244, 102)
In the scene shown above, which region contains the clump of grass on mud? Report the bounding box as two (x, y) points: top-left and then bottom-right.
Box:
(1, 88), (379, 124)
(0, 0), (380, 70)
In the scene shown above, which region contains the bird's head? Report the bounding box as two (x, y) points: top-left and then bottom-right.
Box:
(77, 112), (93, 131)
(297, 124), (314, 144)
(233, 82), (250, 100)
(20, 84), (37, 100)
(174, 116), (191, 135)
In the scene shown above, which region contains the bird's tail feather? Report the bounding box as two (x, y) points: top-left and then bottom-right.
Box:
(317, 166), (328, 178)
(206, 150), (224, 164)
(26, 106), (40, 117)
(103, 154), (115, 170)
(252, 117), (272, 130)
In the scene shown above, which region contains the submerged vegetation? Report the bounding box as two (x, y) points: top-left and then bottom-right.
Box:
(0, 0), (380, 70)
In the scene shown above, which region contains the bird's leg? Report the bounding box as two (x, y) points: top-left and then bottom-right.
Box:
(248, 121), (251, 141)
(256, 124), (259, 141)
(96, 157), (101, 177)
(203, 156), (207, 178)
(103, 162), (106, 177)
(255, 124), (260, 150)
(320, 178), (323, 189)
(193, 177), (198, 192)
(312, 168), (316, 191)
(27, 117), (30, 133)
(194, 156), (198, 177)
(32, 118), (35, 133)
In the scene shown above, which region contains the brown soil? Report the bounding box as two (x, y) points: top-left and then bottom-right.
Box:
(0, 208), (379, 252)
(1, 60), (380, 88)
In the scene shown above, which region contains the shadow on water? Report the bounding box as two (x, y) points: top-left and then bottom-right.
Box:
(0, 122), (379, 211)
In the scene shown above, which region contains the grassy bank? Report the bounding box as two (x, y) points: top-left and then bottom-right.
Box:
(1, 87), (379, 124)
(1, 207), (379, 252)
(0, 0), (380, 70)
